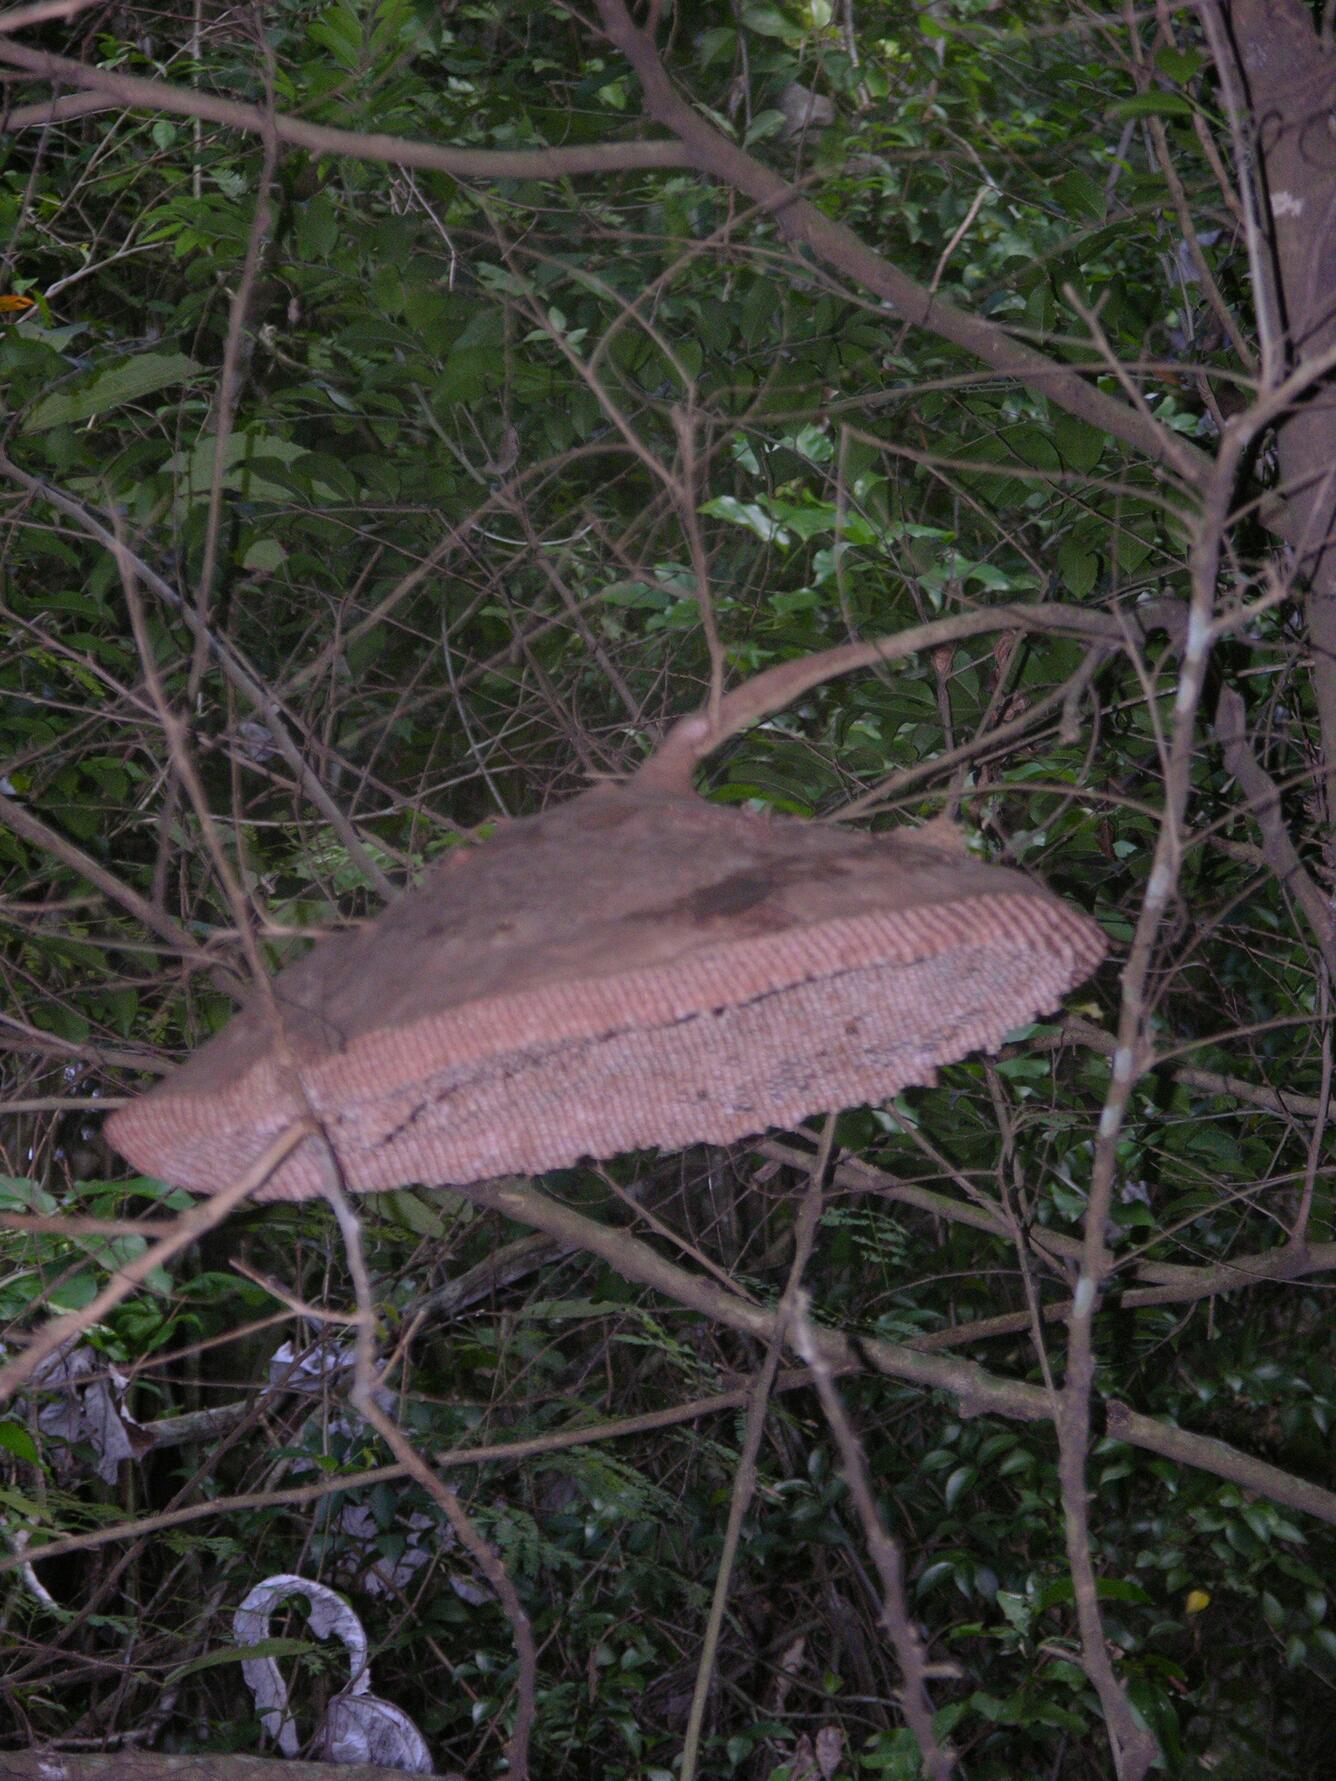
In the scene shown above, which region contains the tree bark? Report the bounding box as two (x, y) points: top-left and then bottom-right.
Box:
(1228, 0), (1336, 902)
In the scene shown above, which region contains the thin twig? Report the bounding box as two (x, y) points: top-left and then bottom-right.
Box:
(1214, 684), (1336, 977)
(679, 1116), (837, 1781)
(1052, 383), (1258, 1781)
(793, 1299), (956, 1781)
(323, 1173), (537, 1781)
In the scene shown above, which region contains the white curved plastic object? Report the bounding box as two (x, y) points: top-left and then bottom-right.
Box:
(233, 1573), (433, 1772)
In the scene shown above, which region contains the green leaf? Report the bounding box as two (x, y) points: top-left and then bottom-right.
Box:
(944, 1464), (977, 1509)
(1052, 169), (1104, 222)
(46, 1272), (100, 1311)
(295, 192), (339, 259)
(697, 27), (736, 66)
(916, 1559), (960, 1596)
(378, 1189), (450, 1238)
(1053, 414), (1105, 473)
(166, 1635), (317, 1686)
(23, 352), (201, 433)
(307, 0), (363, 70)
(742, 5), (802, 39)
(700, 495), (790, 544)
(242, 537), (288, 572)
(0, 1484), (46, 1517)
(0, 1421), (39, 1464)
(1108, 92), (1194, 121)
(0, 1178), (58, 1215)
(1037, 1575), (1152, 1610)
(1154, 46), (1203, 84)
(743, 110), (787, 147)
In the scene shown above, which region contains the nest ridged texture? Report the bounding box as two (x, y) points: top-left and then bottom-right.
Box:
(107, 784), (1107, 1200)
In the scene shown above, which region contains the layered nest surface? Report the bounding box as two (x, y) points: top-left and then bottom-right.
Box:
(107, 779), (1106, 1200)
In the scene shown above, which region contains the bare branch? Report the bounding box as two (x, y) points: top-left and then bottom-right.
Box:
(0, 37), (688, 178)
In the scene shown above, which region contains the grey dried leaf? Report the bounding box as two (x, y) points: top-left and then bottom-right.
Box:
(233, 1572), (436, 1770)
(31, 1340), (139, 1484)
(779, 82), (835, 137)
(787, 1733), (818, 1780)
(235, 719), (278, 763)
(815, 1722), (844, 1777)
(318, 1691), (434, 1772)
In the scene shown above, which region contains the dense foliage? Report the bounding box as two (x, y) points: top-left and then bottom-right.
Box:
(1, 3), (1333, 1777)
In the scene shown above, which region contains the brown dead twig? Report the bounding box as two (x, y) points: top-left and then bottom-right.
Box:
(678, 1119), (836, 1781)
(795, 1296), (958, 1781)
(324, 1172), (537, 1781)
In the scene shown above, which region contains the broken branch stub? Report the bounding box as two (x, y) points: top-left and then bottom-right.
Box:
(108, 639), (1108, 1200)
